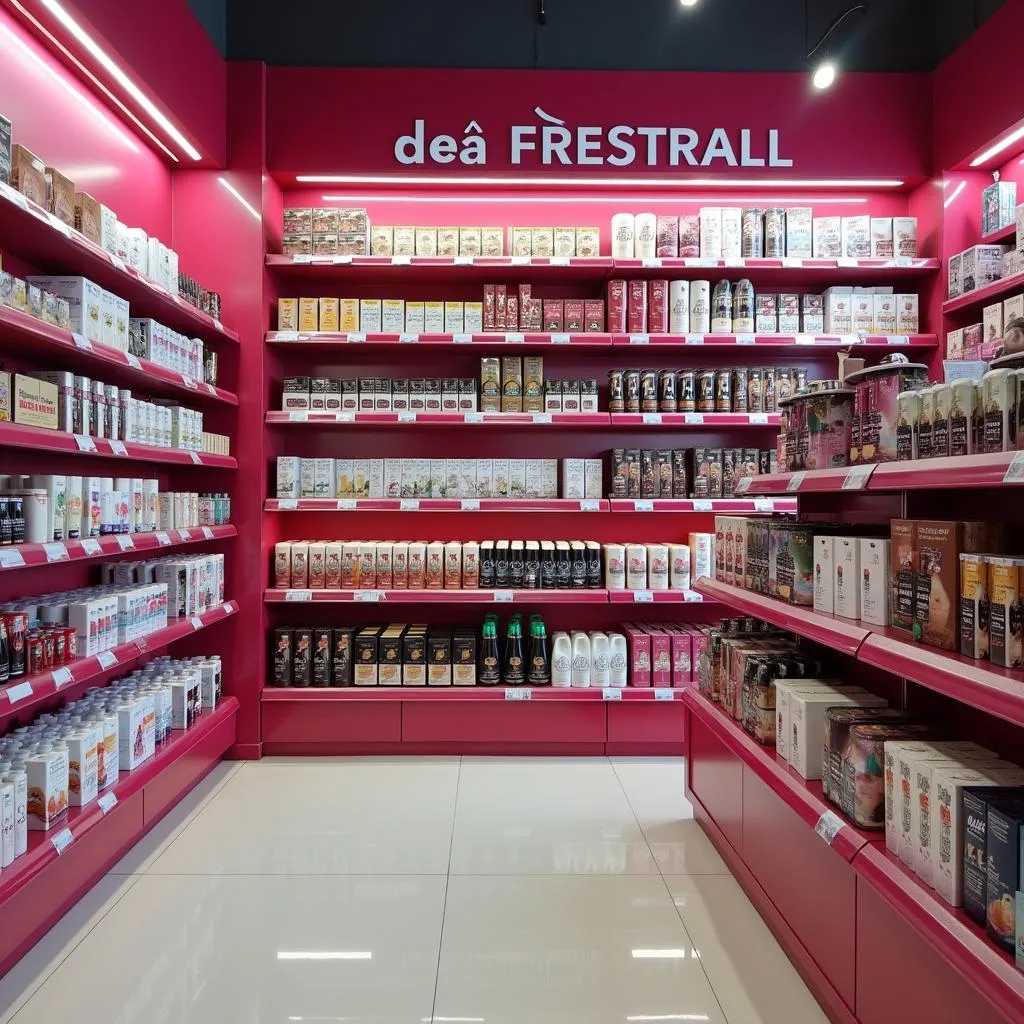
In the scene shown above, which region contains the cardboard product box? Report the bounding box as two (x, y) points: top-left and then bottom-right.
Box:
(783, 207), (811, 258)
(606, 279), (627, 332)
(42, 165), (73, 225)
(813, 535), (835, 614)
(948, 252), (963, 300)
(988, 556), (1024, 668)
(962, 245), (1007, 293)
(791, 690), (887, 781)
(335, 298), (357, 333)
(813, 216), (841, 258)
(368, 225), (393, 256)
(401, 301), (424, 334)
(891, 519), (915, 631)
(959, 553), (989, 659)
(359, 298), (382, 333)
(962, 788), (1024, 925)
(531, 227), (554, 258)
(11, 145), (45, 206)
(852, 291), (875, 335)
(500, 356), (522, 412)
(860, 537), (891, 625)
(984, 797), (1024, 950)
(27, 275), (103, 342)
(982, 181), (1017, 236)
(0, 112), (10, 186)
(423, 301), (444, 334)
(870, 218), (894, 258)
(778, 293), (801, 333)
(492, 459), (511, 499)
(509, 226), (532, 257)
(379, 299), (404, 334)
(13, 373), (58, 430)
(296, 297), (318, 332)
(575, 227), (600, 257)
(914, 520), (961, 651)
(427, 629), (452, 686)
(983, 301), (1004, 343)
(823, 287), (853, 334)
(284, 208), (312, 235)
(841, 215), (871, 259)
(893, 217), (918, 258)
(873, 293), (897, 335)
(896, 293), (919, 335)
(282, 235), (312, 257)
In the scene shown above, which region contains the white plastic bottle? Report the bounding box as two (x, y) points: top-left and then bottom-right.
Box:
(611, 213), (636, 259)
(0, 781), (14, 867)
(7, 766), (27, 857)
(689, 281), (711, 333)
(626, 544), (648, 591)
(551, 632), (573, 687)
(571, 632), (591, 688)
(590, 632), (610, 687)
(668, 281), (690, 334)
(604, 543), (626, 590)
(608, 633), (629, 687)
(634, 213), (657, 260)
(647, 544), (669, 590)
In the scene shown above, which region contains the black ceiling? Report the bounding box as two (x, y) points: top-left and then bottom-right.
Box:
(187, 0), (1005, 72)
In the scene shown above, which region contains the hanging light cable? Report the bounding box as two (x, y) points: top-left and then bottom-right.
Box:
(806, 2), (868, 90)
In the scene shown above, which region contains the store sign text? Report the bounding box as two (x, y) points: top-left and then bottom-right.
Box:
(394, 108), (793, 168)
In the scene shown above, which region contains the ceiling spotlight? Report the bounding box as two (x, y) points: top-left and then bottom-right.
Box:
(679, 0), (699, 6)
(812, 60), (837, 90)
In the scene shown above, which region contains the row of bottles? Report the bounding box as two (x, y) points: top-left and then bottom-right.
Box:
(479, 614), (627, 688)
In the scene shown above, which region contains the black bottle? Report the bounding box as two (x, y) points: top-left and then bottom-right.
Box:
(0, 618), (9, 684)
(503, 620), (525, 685)
(479, 621), (501, 686)
(527, 620), (550, 686)
(0, 498), (10, 546)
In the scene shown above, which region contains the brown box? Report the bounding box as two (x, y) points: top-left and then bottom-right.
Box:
(584, 300), (605, 332)
(278, 298), (299, 331)
(523, 356), (544, 412)
(913, 520), (960, 651)
(523, 298), (543, 331)
(607, 279), (627, 332)
(73, 192), (101, 244)
(647, 279), (668, 333)
(282, 235), (312, 256)
(284, 208), (313, 235)
(312, 208), (340, 233)
(11, 145), (45, 207)
(501, 356), (523, 412)
(483, 284), (496, 330)
(542, 300), (564, 332)
(564, 300), (585, 332)
(481, 357), (501, 412)
(506, 295), (519, 331)
(312, 233), (339, 256)
(495, 285), (507, 330)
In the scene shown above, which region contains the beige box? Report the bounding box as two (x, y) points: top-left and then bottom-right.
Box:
(289, 541), (309, 589)
(870, 218), (894, 258)
(508, 459), (526, 499)
(984, 301), (1004, 343)
(278, 298), (298, 331)
(576, 227), (600, 257)
(481, 227), (504, 257)
(851, 291), (875, 335)
(13, 374), (58, 430)
(424, 301), (445, 333)
(841, 215), (871, 258)
(510, 227), (532, 256)
(335, 459), (354, 498)
(444, 301), (465, 334)
(561, 458), (585, 500)
(531, 227), (554, 257)
(458, 227), (482, 257)
(860, 537), (890, 625)
(774, 680), (840, 763)
(308, 542), (326, 589)
(298, 298), (318, 332)
(359, 299), (382, 333)
(525, 460), (544, 498)
(276, 457), (301, 499)
(415, 227), (437, 256)
(319, 297), (339, 332)
(873, 293), (897, 334)
(1003, 293), (1024, 325)
(73, 191), (101, 244)
(405, 301), (425, 333)
(896, 294), (919, 334)
(491, 458), (509, 498)
(382, 299), (405, 333)
(338, 298), (359, 332)
(522, 355), (544, 413)
(553, 228), (577, 257)
(370, 225), (393, 256)
(475, 458), (493, 498)
(585, 459), (603, 499)
(893, 217), (918, 258)
(26, 749), (69, 831)
(464, 301), (483, 333)
(437, 227), (459, 257)
(393, 226), (416, 256)
(792, 690), (886, 780)
(813, 216), (841, 258)
(823, 287), (853, 334)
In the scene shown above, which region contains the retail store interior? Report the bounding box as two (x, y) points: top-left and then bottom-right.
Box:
(0, 0), (1023, 1021)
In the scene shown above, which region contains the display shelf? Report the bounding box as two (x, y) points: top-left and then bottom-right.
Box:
(608, 497), (794, 513)
(0, 306), (237, 406)
(608, 412), (780, 428)
(265, 254), (615, 281)
(740, 467), (870, 495)
(266, 330), (615, 348)
(853, 842), (1024, 1024)
(606, 589), (706, 604)
(0, 422), (237, 468)
(262, 685), (683, 701)
(609, 332), (938, 350)
(611, 257), (939, 277)
(265, 411), (609, 428)
(265, 498), (609, 513)
(942, 268), (1024, 315)
(693, 578), (870, 656)
(682, 689), (875, 862)
(0, 600), (238, 727)
(0, 525), (237, 573)
(0, 183), (238, 346)
(980, 222), (1016, 245)
(265, 588), (610, 604)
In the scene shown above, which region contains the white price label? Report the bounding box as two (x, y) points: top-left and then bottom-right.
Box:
(397, 411), (417, 423)
(634, 500), (654, 512)
(842, 465), (875, 490)
(634, 590), (655, 603)
(191, 617), (204, 631)
(735, 476), (753, 494)
(399, 333), (419, 344)
(181, 375), (198, 390)
(736, 334), (756, 345)
(155, 532), (171, 546)
(629, 334), (650, 345)
(754, 498), (774, 512)
(72, 332), (92, 351)
(692, 499), (713, 512)
(603, 687), (623, 700)
(0, 548), (25, 568)
(837, 257), (857, 268)
(74, 434), (96, 452)
(886, 335), (908, 346)
(400, 499), (420, 511)
(579, 499), (600, 512)
(641, 257), (662, 268)
(795, 334), (817, 345)
(453, 333), (473, 344)
(815, 810), (846, 846)
(98, 792), (118, 814)
(1004, 451), (1024, 483)
(894, 255), (913, 267)
(684, 590), (703, 602)
(354, 590), (383, 602)
(189, 452), (202, 464)
(391, 255), (412, 266)
(293, 254), (312, 264)
(493, 590), (514, 602)
(108, 440), (127, 456)
(178, 529), (191, 541)
(332, 254), (353, 265)
(461, 499), (480, 511)
(336, 499), (357, 510)
(51, 828), (74, 855)
(6, 682), (33, 703)
(463, 412), (484, 423)
(786, 471), (806, 492)
(682, 258), (701, 268)
(532, 413), (552, 424)
(724, 257), (746, 268)
(334, 412), (355, 423)
(346, 332), (367, 343)
(288, 411), (309, 422)
(684, 334), (705, 345)
(505, 687), (531, 700)
(115, 535), (134, 550)
(43, 542), (68, 563)
(277, 499), (298, 510)
(0, 182), (28, 210)
(48, 214), (71, 237)
(275, 331), (299, 342)
(510, 255), (531, 266)
(202, 527), (214, 539)
(454, 255), (474, 266)
(52, 667), (72, 687)
(749, 413), (769, 425)
(642, 412), (663, 425)
(504, 332), (525, 344)
(285, 590), (312, 602)
(782, 257), (804, 268)
(549, 256), (570, 266)
(550, 333), (571, 344)
(96, 651), (118, 669)
(683, 413), (705, 425)
(654, 688), (675, 701)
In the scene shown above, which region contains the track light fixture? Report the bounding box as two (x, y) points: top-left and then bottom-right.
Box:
(806, 3), (867, 91)
(679, 0), (700, 8)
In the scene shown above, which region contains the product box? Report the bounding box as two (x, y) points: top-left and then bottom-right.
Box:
(960, 553), (989, 660)
(117, 694), (156, 771)
(982, 181), (1017, 236)
(338, 298), (359, 332)
(841, 215), (871, 259)
(813, 216), (841, 258)
(989, 556), (1024, 668)
(444, 300), (464, 334)
(404, 301), (425, 334)
(851, 291), (875, 335)
(985, 797), (1024, 950)
(424, 301), (444, 334)
(873, 293), (897, 335)
(823, 287), (853, 334)
(891, 519), (915, 630)
(870, 218), (894, 258)
(781, 207), (811, 258)
(895, 293), (919, 335)
(26, 749), (69, 831)
(27, 275), (103, 342)
(813, 535), (835, 613)
(983, 301), (1004, 343)
(893, 217), (918, 258)
(0, 113), (10, 186)
(961, 245), (1007, 293)
(791, 690), (886, 781)
(11, 144), (45, 206)
(359, 298), (382, 333)
(948, 252), (963, 300)
(13, 373), (58, 430)
(427, 628), (452, 685)
(381, 299), (404, 333)
(914, 520), (960, 651)
(860, 537), (891, 625)
(501, 356), (522, 413)
(298, 297), (318, 332)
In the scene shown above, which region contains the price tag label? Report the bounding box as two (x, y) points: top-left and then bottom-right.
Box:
(633, 590), (655, 603)
(511, 255), (531, 266)
(634, 500), (654, 512)
(453, 333), (473, 344)
(602, 687), (622, 700)
(579, 499), (600, 511)
(815, 810), (846, 845)
(0, 548), (25, 568)
(202, 527), (214, 539)
(754, 498), (774, 512)
(108, 440), (127, 456)
(642, 412), (663, 425)
(698, 257), (718, 267)
(6, 682), (33, 703)
(795, 334), (817, 345)
(735, 476), (753, 494)
(399, 333), (419, 344)
(782, 257), (804, 268)
(285, 590), (312, 602)
(837, 257), (857, 268)
(181, 375), (198, 390)
(98, 792), (118, 814)
(52, 667), (72, 687)
(493, 590), (514, 603)
(464, 412), (484, 424)
(1004, 451), (1024, 483)
(346, 332), (367, 344)
(332, 254), (353, 265)
(335, 412), (355, 423)
(749, 413), (769, 425)
(461, 499), (480, 511)
(736, 334), (756, 345)
(191, 617), (203, 631)
(51, 828), (74, 855)
(74, 434), (96, 452)
(178, 529), (191, 541)
(684, 334), (705, 345)
(641, 257), (663, 268)
(549, 256), (570, 266)
(654, 688), (675, 701)
(842, 465), (875, 490)
(288, 411), (309, 422)
(337, 499), (357, 510)
(391, 255), (412, 266)
(692, 499), (713, 512)
(275, 331), (299, 342)
(786, 471), (806, 492)
(293, 254), (312, 264)
(115, 535), (134, 550)
(629, 334), (650, 345)
(96, 651), (118, 669)
(127, 352), (143, 367)
(532, 413), (552, 424)
(682, 258), (701, 268)
(550, 333), (571, 345)
(400, 499), (420, 511)
(504, 332), (525, 344)
(724, 257), (746, 268)
(156, 532), (171, 546)
(684, 590), (703, 602)
(189, 452), (203, 465)
(397, 411), (417, 423)
(683, 413), (705, 425)
(886, 335), (908, 346)
(454, 255), (474, 266)
(44, 542), (68, 563)
(277, 499), (298, 510)
(505, 687), (531, 700)
(894, 255), (913, 268)
(72, 333), (92, 351)
(354, 590), (383, 602)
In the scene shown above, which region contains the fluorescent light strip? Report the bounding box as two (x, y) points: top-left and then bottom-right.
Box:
(943, 180), (967, 208)
(631, 948), (690, 959)
(39, 0), (201, 160)
(970, 125), (1024, 167)
(276, 951), (372, 961)
(302, 174), (903, 188)
(320, 193), (868, 205)
(218, 176), (262, 220)
(626, 1016), (710, 1022)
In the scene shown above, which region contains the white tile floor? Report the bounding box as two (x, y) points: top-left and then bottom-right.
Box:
(0, 757), (829, 1024)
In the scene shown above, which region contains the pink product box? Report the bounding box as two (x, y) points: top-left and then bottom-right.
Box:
(623, 623), (652, 687)
(964, 340), (1002, 361)
(691, 629), (708, 679)
(645, 626), (672, 686)
(669, 627), (694, 685)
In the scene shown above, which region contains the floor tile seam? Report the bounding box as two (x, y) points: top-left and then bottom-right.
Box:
(429, 755), (462, 1023)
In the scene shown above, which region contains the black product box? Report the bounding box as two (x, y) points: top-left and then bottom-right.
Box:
(984, 795), (1024, 950)
(672, 449), (689, 498)
(331, 627), (355, 686)
(962, 788), (1024, 926)
(378, 624), (406, 686)
(453, 629), (476, 686)
(272, 628), (293, 686)
(353, 626), (383, 686)
(722, 448), (739, 496)
(293, 628), (313, 687)
(758, 449), (771, 475)
(309, 377), (331, 412)
(402, 628), (427, 685)
(312, 628), (332, 687)
(0, 114), (10, 187)
(427, 628), (451, 686)
(656, 450), (673, 497)
(391, 378), (409, 411)
(693, 447), (724, 498)
(611, 448), (628, 498)
(625, 448), (641, 498)
(424, 378), (442, 412)
(640, 450), (656, 498)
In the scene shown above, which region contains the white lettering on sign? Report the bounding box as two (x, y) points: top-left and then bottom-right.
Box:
(394, 112), (792, 169)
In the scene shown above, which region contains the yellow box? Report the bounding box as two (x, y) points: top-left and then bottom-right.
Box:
(278, 298), (298, 331)
(319, 297), (340, 332)
(339, 298), (359, 332)
(0, 370), (10, 422)
(14, 373), (59, 430)
(298, 298), (318, 332)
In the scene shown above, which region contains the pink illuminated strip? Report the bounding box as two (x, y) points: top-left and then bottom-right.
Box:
(303, 174), (904, 188)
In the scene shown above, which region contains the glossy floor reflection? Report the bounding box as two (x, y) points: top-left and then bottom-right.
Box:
(0, 757), (828, 1024)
